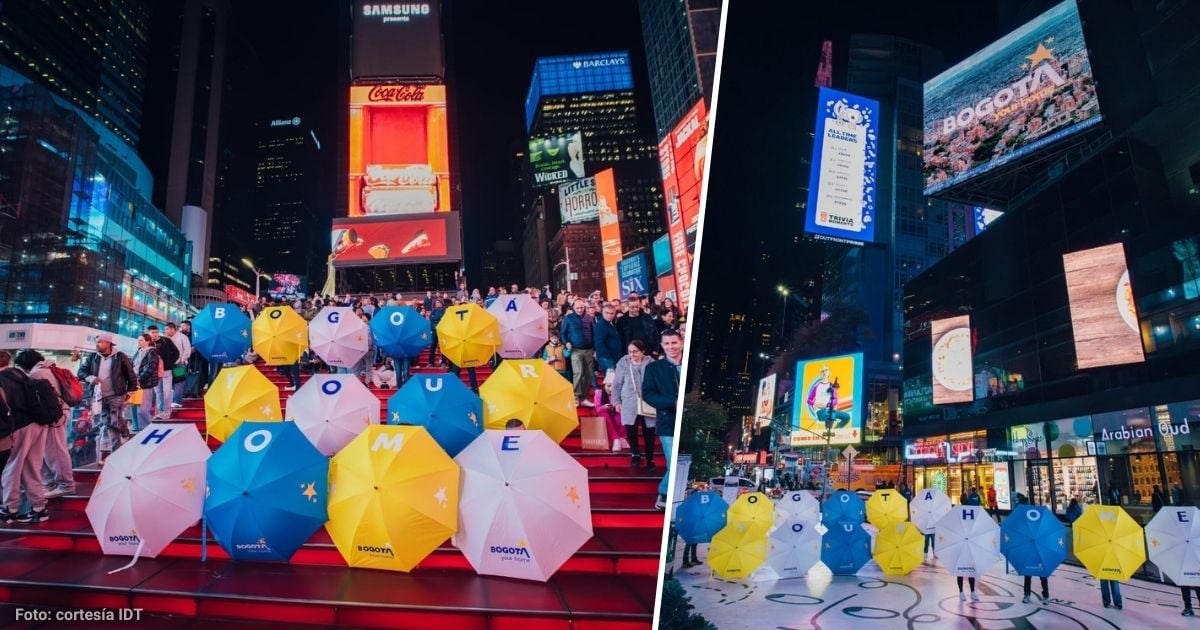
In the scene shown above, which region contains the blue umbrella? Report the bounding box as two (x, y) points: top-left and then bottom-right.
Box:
(370, 306), (432, 359)
(192, 303), (252, 363)
(387, 374), (482, 457)
(675, 491), (729, 544)
(822, 490), (866, 526)
(204, 422), (328, 562)
(1000, 505), (1067, 577)
(821, 521), (871, 575)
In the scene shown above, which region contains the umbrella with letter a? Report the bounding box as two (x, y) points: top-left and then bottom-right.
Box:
(487, 294), (549, 359)
(909, 488), (952, 534)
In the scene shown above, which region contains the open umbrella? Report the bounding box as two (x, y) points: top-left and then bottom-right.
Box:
(435, 303), (500, 368)
(909, 488), (952, 534)
(866, 489), (908, 528)
(370, 305), (431, 359)
(774, 491), (821, 529)
(307, 306), (369, 369)
(487, 294), (549, 359)
(480, 359), (577, 443)
(453, 431), (592, 582)
(285, 374), (380, 456)
(192, 303), (251, 364)
(1000, 505), (1067, 577)
(766, 520), (822, 578)
(727, 492), (774, 537)
(1073, 505), (1146, 582)
(387, 374), (482, 457)
(86, 423), (211, 565)
(676, 491), (729, 544)
(821, 521), (871, 575)
(205, 422), (328, 561)
(1146, 506), (1200, 587)
(936, 506), (1001, 577)
(822, 489), (866, 526)
(252, 305), (309, 366)
(873, 522), (924, 575)
(708, 524), (769, 580)
(326, 425), (459, 572)
(203, 365), (282, 443)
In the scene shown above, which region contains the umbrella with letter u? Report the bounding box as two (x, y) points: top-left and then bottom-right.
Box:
(1000, 505), (1067, 577)
(252, 305), (309, 366)
(675, 491), (728, 544)
(766, 520), (822, 578)
(1073, 505), (1146, 582)
(821, 521), (871, 575)
(205, 422), (328, 562)
(727, 492), (775, 537)
(936, 506), (1001, 577)
(1145, 506), (1200, 587)
(307, 306), (369, 369)
(873, 522), (924, 575)
(387, 374), (483, 457)
(192, 303), (251, 363)
(204, 365), (282, 443)
(436, 303), (500, 368)
(822, 489), (867, 526)
(909, 488), (952, 534)
(774, 491), (821, 529)
(487, 294), (549, 359)
(708, 524), (769, 580)
(480, 359), (577, 443)
(285, 374), (380, 456)
(866, 489), (908, 528)
(370, 305), (431, 359)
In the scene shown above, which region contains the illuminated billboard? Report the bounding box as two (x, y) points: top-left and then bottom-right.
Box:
(973, 207), (1004, 233)
(267, 274), (306, 301)
(331, 212), (462, 267)
(525, 51), (633, 131)
(558, 177), (599, 224)
(804, 87), (878, 244)
(931, 315), (973, 404)
(348, 84), (450, 217)
(791, 352), (864, 447)
(658, 100), (708, 311)
(755, 374), (777, 429)
(652, 234), (672, 277)
(923, 0), (1101, 194)
(596, 169), (623, 299)
(529, 131), (585, 187)
(351, 1), (443, 80)
(617, 253), (649, 300)
(1063, 243), (1145, 369)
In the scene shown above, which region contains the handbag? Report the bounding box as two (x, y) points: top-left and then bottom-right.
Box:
(126, 388), (144, 405)
(579, 415), (608, 451)
(629, 361), (656, 418)
(172, 364), (186, 379)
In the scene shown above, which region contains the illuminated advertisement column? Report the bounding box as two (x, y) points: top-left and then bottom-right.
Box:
(595, 168), (623, 299)
(659, 100), (708, 312)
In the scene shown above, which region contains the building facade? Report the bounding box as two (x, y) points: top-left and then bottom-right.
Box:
(250, 115), (323, 290)
(637, 0), (721, 140)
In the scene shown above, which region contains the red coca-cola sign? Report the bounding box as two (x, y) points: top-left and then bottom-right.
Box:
(367, 84), (428, 103)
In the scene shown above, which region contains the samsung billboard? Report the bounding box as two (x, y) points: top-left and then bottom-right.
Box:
(804, 87), (878, 245)
(352, 2), (444, 80)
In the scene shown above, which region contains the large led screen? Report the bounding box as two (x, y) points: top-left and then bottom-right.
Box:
(348, 84), (450, 217)
(804, 87), (878, 244)
(791, 353), (864, 447)
(617, 253), (649, 300)
(267, 274), (306, 301)
(931, 315), (974, 404)
(652, 234), (672, 277)
(755, 374), (777, 429)
(1063, 242), (1145, 369)
(596, 168), (623, 299)
(659, 100), (708, 312)
(352, 1), (443, 80)
(529, 131), (584, 188)
(923, 0), (1101, 194)
(558, 177), (599, 224)
(331, 212), (462, 267)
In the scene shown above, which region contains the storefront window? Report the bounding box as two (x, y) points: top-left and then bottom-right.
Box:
(1161, 400), (1200, 451)
(1049, 417), (1093, 458)
(1010, 422), (1048, 459)
(1093, 407), (1156, 455)
(1129, 453), (1163, 507)
(1052, 456), (1100, 514)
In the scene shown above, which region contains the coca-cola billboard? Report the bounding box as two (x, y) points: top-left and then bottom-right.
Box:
(352, 1), (443, 80)
(366, 84), (428, 103)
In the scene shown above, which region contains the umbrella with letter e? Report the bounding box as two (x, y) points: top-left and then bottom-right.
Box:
(866, 489), (909, 528)
(1146, 506), (1200, 587)
(387, 374), (483, 457)
(436, 303), (500, 368)
(307, 306), (369, 369)
(766, 520), (822, 578)
(936, 506), (1001, 578)
(370, 305), (431, 359)
(487, 294), (549, 359)
(252, 305), (309, 366)
(708, 524), (768, 580)
(1073, 505), (1146, 582)
(285, 374), (380, 456)
(205, 422), (328, 562)
(727, 492), (774, 537)
(822, 489), (867, 526)
(821, 521), (872, 575)
(873, 522), (924, 576)
(452, 431), (592, 582)
(480, 359), (577, 443)
(676, 491), (729, 544)
(1000, 505), (1067, 577)
(910, 488), (952, 534)
(192, 303), (251, 363)
(203, 365), (282, 443)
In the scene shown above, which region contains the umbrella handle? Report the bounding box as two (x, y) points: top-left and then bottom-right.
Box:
(201, 510), (208, 563)
(107, 538), (145, 575)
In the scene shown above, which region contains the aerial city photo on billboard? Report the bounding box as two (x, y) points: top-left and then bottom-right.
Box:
(558, 176), (599, 224)
(755, 374), (777, 428)
(352, 1), (444, 80)
(930, 315), (974, 404)
(804, 87), (878, 244)
(923, 0), (1101, 194)
(1063, 242), (1145, 369)
(791, 352), (864, 447)
(529, 131), (585, 187)
(330, 213), (461, 266)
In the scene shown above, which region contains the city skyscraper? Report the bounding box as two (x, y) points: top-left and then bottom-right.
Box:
(637, 0), (721, 139)
(250, 115), (323, 286)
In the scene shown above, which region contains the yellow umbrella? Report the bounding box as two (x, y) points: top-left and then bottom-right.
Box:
(480, 359), (578, 443)
(1072, 505), (1146, 582)
(726, 492), (774, 538)
(435, 304), (500, 368)
(873, 522), (924, 575)
(866, 489), (909, 528)
(326, 425), (459, 572)
(252, 306), (309, 365)
(708, 523), (768, 580)
(203, 365), (282, 442)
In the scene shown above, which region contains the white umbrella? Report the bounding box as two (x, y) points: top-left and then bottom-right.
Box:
(308, 306), (369, 368)
(453, 431), (593, 581)
(766, 519), (822, 579)
(1146, 506), (1200, 586)
(85, 423), (211, 571)
(910, 488), (952, 534)
(774, 490), (821, 531)
(285, 374), (381, 456)
(487, 294), (549, 359)
(935, 506), (1001, 577)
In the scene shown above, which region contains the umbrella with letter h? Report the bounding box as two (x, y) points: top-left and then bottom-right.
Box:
(1000, 505), (1067, 578)
(936, 506), (1001, 578)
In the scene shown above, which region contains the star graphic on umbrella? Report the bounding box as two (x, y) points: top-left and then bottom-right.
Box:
(181, 477), (196, 494)
(261, 404), (273, 415)
(536, 323), (545, 332)
(434, 487), (448, 507)
(420, 332), (429, 340)
(1004, 535), (1009, 543)
(1058, 537), (1065, 547)
(1151, 537), (1160, 548)
(467, 411), (478, 426)
(241, 330), (248, 337)
(391, 411), (401, 422)
(565, 486), (581, 507)
(301, 482), (318, 502)
(131, 528), (138, 536)
(487, 402), (497, 413)
(205, 485), (210, 498)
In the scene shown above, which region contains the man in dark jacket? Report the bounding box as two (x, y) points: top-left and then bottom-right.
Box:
(78, 334), (137, 456)
(594, 303), (623, 375)
(560, 298), (596, 407)
(429, 300), (446, 367)
(148, 325), (178, 419)
(642, 329), (683, 510)
(617, 293), (657, 352)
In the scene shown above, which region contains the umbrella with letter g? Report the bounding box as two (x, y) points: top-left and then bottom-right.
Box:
(1073, 505), (1146, 582)
(1146, 506), (1200, 587)
(1000, 505), (1067, 577)
(774, 491), (821, 529)
(192, 303), (251, 364)
(307, 306), (368, 369)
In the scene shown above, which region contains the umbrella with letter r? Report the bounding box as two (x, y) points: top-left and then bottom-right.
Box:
(821, 521), (871, 575)
(1073, 505), (1146, 582)
(487, 294), (549, 359)
(387, 373), (482, 457)
(205, 422), (328, 562)
(480, 359), (577, 443)
(436, 303), (500, 368)
(1000, 505), (1067, 577)
(774, 490), (821, 530)
(192, 303), (251, 364)
(766, 519), (822, 578)
(873, 522), (924, 575)
(204, 365), (282, 443)
(708, 524), (768, 580)
(866, 489), (909, 529)
(307, 306), (368, 369)
(936, 506), (1001, 577)
(1145, 506), (1200, 587)
(252, 305), (308, 366)
(727, 492), (774, 538)
(822, 489), (866, 526)
(285, 374), (380, 456)
(909, 488), (952, 534)
(370, 305), (431, 359)
(675, 491), (728, 544)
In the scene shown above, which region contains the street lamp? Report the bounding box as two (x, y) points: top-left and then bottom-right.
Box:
(756, 352), (771, 381)
(777, 285), (790, 338)
(242, 258), (272, 301)
(553, 248), (573, 294)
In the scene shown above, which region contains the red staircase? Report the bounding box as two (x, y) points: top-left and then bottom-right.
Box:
(0, 355), (664, 628)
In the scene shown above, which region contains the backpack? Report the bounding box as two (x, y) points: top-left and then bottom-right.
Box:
(0, 370), (63, 426)
(48, 364), (84, 406)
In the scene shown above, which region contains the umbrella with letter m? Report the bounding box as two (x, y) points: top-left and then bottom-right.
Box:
(1074, 505), (1146, 582)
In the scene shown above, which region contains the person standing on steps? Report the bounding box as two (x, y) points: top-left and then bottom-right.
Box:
(612, 340), (654, 469)
(147, 325), (178, 419)
(77, 335), (137, 462)
(642, 329), (683, 511)
(165, 322), (191, 410)
(131, 334), (160, 432)
(560, 299), (596, 408)
(0, 350), (63, 524)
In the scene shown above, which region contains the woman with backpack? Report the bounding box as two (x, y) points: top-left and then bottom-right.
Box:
(0, 350), (64, 524)
(132, 334), (160, 432)
(31, 355), (80, 499)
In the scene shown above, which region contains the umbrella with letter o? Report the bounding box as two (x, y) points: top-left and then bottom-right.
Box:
(1000, 504), (1066, 577)
(480, 359), (577, 443)
(435, 303), (500, 368)
(192, 303), (251, 364)
(822, 489), (867, 526)
(204, 365), (282, 443)
(252, 305), (308, 366)
(910, 488), (952, 534)
(487, 294), (549, 359)
(708, 524), (768, 580)
(727, 492), (774, 537)
(307, 306), (368, 369)
(821, 521), (871, 575)
(285, 374), (380, 456)
(370, 305), (431, 359)
(766, 519), (822, 578)
(1073, 505), (1146, 582)
(873, 522), (924, 575)
(774, 490), (821, 529)
(1146, 506), (1200, 587)
(388, 373), (483, 457)
(866, 489), (908, 528)
(936, 506), (1001, 577)
(676, 491), (728, 544)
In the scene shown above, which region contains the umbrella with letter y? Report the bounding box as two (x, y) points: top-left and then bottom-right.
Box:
(204, 365), (282, 443)
(708, 524), (769, 580)
(1146, 506), (1200, 587)
(936, 506), (1001, 577)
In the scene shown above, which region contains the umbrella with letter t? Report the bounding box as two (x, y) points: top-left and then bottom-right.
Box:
(436, 303), (500, 368)
(1146, 506), (1200, 587)
(936, 506), (1001, 578)
(1000, 505), (1067, 577)
(866, 489), (909, 529)
(1073, 505), (1146, 582)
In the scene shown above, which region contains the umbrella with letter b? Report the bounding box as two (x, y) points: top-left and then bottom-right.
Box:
(676, 491), (729, 544)
(1146, 506), (1200, 587)
(1073, 505), (1146, 582)
(192, 303), (251, 363)
(307, 306), (368, 369)
(1000, 505), (1066, 577)
(936, 506), (1001, 577)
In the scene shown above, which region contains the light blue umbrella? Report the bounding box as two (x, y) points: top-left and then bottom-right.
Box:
(822, 489), (866, 526)
(1000, 505), (1067, 577)
(821, 521), (871, 575)
(675, 491), (729, 544)
(204, 422), (328, 562)
(387, 374), (482, 457)
(370, 305), (432, 359)
(192, 303), (252, 363)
